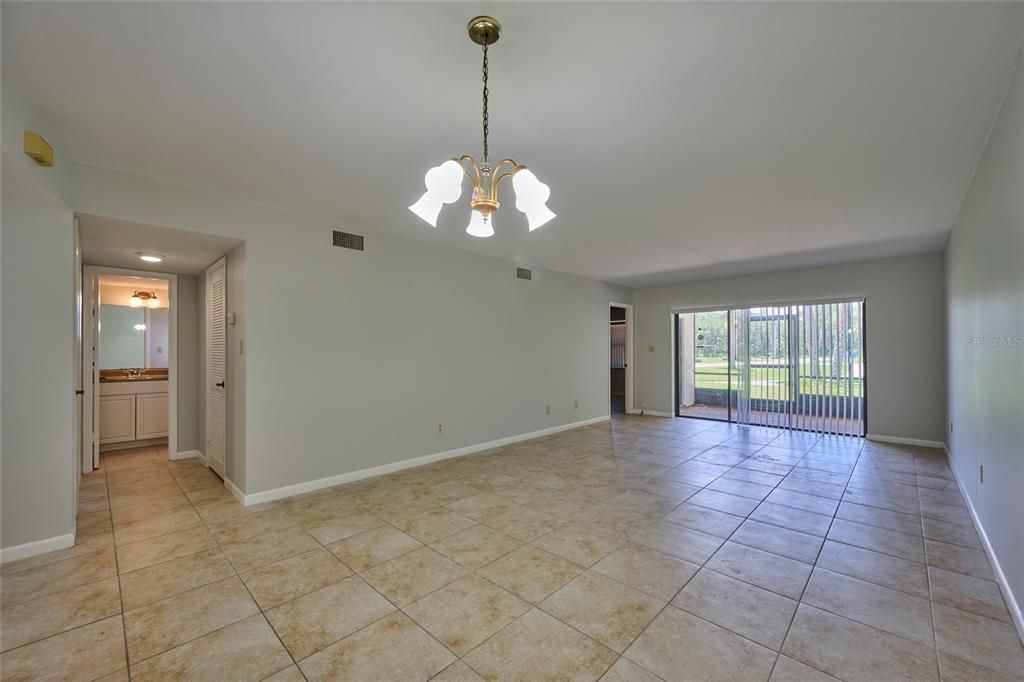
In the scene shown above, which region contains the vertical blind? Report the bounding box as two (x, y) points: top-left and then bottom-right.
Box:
(731, 301), (864, 436)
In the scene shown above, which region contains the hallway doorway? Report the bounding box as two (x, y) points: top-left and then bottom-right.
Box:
(609, 302), (633, 416)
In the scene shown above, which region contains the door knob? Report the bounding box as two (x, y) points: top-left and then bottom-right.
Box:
(216, 381), (225, 388)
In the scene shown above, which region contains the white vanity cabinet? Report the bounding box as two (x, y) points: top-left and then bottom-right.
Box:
(99, 380), (169, 445)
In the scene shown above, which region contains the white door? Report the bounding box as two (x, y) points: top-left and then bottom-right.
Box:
(205, 258), (227, 479)
(82, 269), (100, 471)
(74, 218), (83, 505)
(99, 395), (136, 444)
(137, 393), (170, 439)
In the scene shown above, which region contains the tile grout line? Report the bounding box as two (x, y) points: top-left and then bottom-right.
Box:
(766, 434), (861, 681)
(22, 421), (1006, 681)
(176, 465), (306, 680)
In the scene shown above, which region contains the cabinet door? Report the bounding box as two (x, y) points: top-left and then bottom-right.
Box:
(137, 392), (169, 439)
(99, 395), (135, 444)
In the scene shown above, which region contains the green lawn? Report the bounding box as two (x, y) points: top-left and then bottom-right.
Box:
(693, 357), (863, 399)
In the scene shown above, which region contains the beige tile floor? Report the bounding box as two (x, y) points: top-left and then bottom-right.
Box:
(2, 416), (1023, 681)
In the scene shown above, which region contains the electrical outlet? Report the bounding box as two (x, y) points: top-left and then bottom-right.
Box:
(437, 423), (444, 434)
(574, 400), (579, 410)
(980, 464), (984, 484)
(545, 405), (551, 415)
(648, 345), (655, 352)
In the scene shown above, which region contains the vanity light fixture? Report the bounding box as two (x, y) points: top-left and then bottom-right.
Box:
(129, 291), (160, 309)
(137, 253), (163, 263)
(409, 16), (555, 238)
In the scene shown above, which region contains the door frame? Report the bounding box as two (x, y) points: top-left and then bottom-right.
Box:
(609, 302), (634, 415)
(73, 217), (83, 511)
(82, 265), (178, 468)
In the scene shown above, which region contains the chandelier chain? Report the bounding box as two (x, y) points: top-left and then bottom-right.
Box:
(482, 44), (489, 164)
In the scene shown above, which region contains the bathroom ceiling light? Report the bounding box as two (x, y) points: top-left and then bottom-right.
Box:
(130, 290), (160, 309)
(137, 253), (163, 263)
(409, 16), (555, 238)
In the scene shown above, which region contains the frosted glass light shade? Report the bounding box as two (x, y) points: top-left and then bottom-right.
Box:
(129, 296), (143, 308)
(466, 210), (495, 238)
(512, 169), (555, 230)
(409, 160), (464, 227)
(147, 297), (160, 309)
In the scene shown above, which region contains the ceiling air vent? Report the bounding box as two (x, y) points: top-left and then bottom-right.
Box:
(516, 267), (532, 280)
(332, 230), (364, 251)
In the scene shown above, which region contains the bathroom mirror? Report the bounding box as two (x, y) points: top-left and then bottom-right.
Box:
(99, 304), (169, 369)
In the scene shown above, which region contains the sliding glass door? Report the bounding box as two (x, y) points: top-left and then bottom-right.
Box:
(676, 310), (731, 421)
(677, 300), (865, 436)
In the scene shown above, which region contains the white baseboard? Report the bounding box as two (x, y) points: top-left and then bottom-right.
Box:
(172, 449), (203, 461)
(866, 433), (945, 449)
(240, 415), (611, 507)
(225, 477), (246, 505)
(944, 444), (1024, 643)
(0, 533), (76, 564)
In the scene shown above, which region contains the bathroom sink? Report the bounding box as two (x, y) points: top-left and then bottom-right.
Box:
(99, 370), (169, 383)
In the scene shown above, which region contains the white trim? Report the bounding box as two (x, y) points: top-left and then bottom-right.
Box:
(83, 265), (179, 465)
(0, 533), (76, 564)
(945, 444), (1024, 642)
(172, 449), (203, 461)
(225, 477), (245, 505)
(639, 410), (674, 418)
(866, 433), (945, 449)
(669, 311), (677, 416)
(238, 416), (610, 506)
(610, 302), (634, 414)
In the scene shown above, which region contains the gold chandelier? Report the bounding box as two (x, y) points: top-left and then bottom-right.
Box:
(409, 16), (555, 238)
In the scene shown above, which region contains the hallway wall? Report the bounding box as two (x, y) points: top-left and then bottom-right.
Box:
(944, 51), (1024, 633)
(1, 84), (76, 555)
(176, 274), (200, 453)
(71, 164), (630, 499)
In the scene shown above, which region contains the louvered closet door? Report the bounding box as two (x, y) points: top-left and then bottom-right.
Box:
(206, 258), (227, 479)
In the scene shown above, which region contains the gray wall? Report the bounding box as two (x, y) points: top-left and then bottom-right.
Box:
(72, 164), (631, 496)
(1, 85), (76, 550)
(945, 55), (1023, 620)
(632, 252), (947, 441)
(176, 274), (199, 453)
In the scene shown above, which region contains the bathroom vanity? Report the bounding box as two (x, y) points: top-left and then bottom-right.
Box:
(99, 371), (169, 445)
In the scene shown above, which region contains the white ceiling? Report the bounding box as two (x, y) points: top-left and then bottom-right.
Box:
(5, 3), (1023, 286)
(79, 214), (242, 275)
